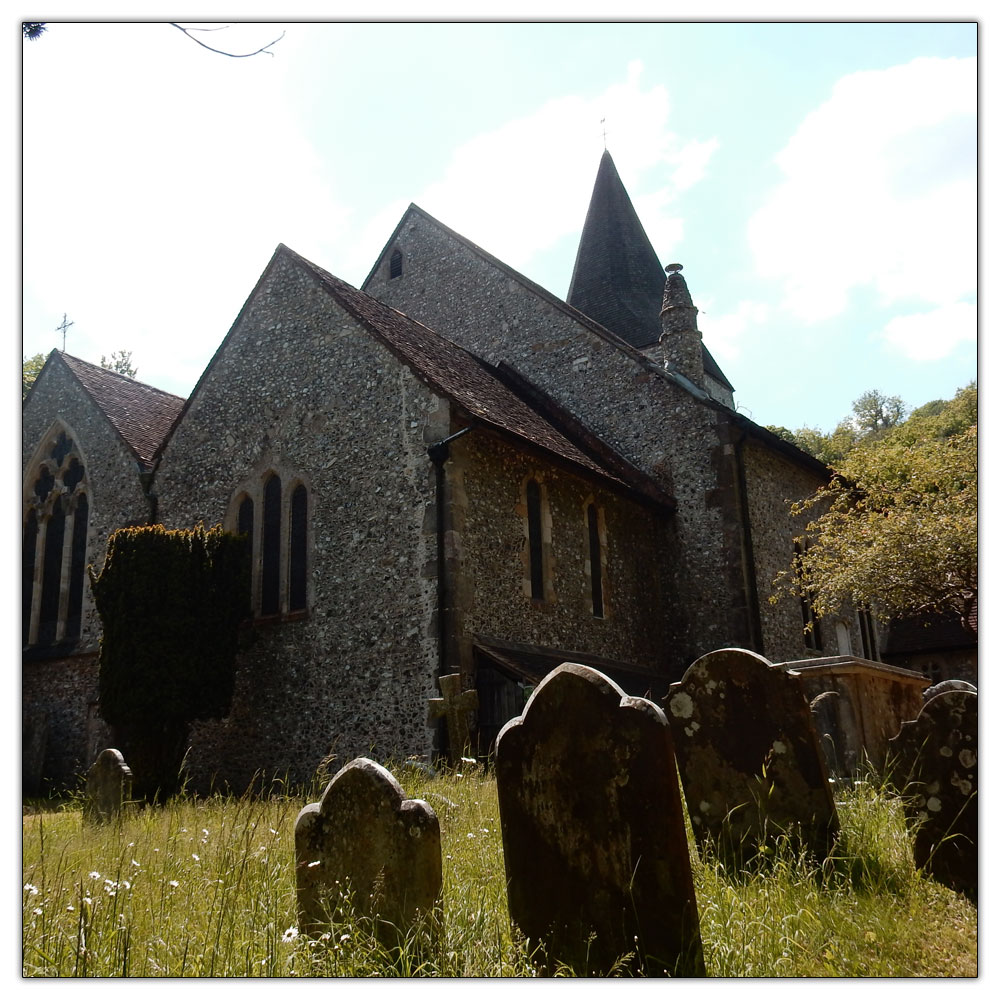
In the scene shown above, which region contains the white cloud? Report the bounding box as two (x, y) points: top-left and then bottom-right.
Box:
(879, 302), (977, 362)
(404, 60), (717, 274)
(748, 57), (975, 327)
(698, 299), (771, 362)
(22, 23), (346, 392)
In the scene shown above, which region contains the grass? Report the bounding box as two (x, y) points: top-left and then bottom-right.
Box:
(22, 765), (977, 977)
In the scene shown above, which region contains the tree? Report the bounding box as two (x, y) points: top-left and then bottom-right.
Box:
(101, 350), (138, 378)
(89, 524), (250, 799)
(22, 22), (46, 40)
(22, 352), (46, 401)
(850, 389), (906, 437)
(777, 383), (977, 632)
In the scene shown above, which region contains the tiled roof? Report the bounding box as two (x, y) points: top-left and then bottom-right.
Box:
(56, 352), (186, 469)
(566, 151), (733, 390)
(282, 246), (672, 505)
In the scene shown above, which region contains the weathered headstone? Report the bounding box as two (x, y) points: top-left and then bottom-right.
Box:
(922, 679), (977, 702)
(495, 662), (704, 977)
(427, 671), (478, 762)
(886, 690), (977, 900)
(22, 708), (48, 797)
(83, 748), (133, 824)
(664, 648), (839, 866)
(294, 757), (442, 942)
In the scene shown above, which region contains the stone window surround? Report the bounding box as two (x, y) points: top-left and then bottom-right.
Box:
(583, 497), (609, 620)
(22, 421), (90, 647)
(519, 474), (555, 605)
(226, 460), (312, 621)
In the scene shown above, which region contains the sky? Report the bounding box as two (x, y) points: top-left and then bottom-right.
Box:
(20, 16), (978, 434)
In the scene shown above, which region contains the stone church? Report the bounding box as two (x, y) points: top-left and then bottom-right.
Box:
(23, 151), (912, 791)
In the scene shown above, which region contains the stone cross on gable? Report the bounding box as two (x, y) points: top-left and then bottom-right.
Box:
(427, 672), (478, 762)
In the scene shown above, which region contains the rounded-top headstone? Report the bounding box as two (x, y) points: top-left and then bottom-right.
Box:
(495, 662), (704, 977)
(294, 757), (441, 939)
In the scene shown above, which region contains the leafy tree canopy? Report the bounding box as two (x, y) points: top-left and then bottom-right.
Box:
(101, 350), (138, 378)
(786, 389), (909, 465)
(22, 352), (46, 401)
(777, 382), (977, 631)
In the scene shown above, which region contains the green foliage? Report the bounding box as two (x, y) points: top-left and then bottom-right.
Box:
(788, 389), (908, 466)
(22, 773), (977, 977)
(778, 383), (977, 629)
(90, 524), (249, 728)
(850, 389), (906, 437)
(101, 350), (138, 378)
(89, 525), (249, 798)
(22, 352), (46, 401)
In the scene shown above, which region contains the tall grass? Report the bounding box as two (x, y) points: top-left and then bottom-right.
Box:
(22, 767), (976, 977)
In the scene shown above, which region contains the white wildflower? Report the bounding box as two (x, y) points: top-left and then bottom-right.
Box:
(192, 853), (200, 862)
(282, 925), (300, 943)
(168, 880), (179, 888)
(23, 884), (39, 896)
(89, 871), (101, 880)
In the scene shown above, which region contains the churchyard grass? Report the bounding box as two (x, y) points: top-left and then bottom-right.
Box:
(23, 766), (976, 977)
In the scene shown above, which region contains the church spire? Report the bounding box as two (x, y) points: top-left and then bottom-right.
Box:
(566, 152), (734, 398)
(566, 150), (667, 351)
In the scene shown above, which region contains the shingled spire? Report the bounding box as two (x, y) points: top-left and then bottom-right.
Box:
(566, 151), (733, 396)
(566, 150), (666, 350)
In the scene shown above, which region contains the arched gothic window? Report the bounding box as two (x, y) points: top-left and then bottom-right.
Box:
(229, 470), (310, 618)
(23, 430), (90, 646)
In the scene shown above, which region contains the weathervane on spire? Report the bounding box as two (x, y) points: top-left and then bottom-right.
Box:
(56, 312), (74, 351)
(601, 118), (608, 150)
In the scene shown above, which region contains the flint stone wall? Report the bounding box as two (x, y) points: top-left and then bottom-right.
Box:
(365, 213), (830, 672)
(154, 254), (445, 789)
(447, 429), (675, 674)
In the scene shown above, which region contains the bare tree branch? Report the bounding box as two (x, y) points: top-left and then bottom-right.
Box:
(170, 23), (284, 58)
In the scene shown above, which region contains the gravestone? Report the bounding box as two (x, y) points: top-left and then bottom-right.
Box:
(294, 757), (442, 942)
(922, 679), (976, 702)
(495, 662), (704, 977)
(22, 708), (48, 797)
(886, 690), (977, 900)
(427, 672), (478, 762)
(664, 648), (839, 866)
(83, 748), (133, 824)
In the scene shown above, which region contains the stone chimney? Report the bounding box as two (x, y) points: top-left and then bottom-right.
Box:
(659, 264), (704, 387)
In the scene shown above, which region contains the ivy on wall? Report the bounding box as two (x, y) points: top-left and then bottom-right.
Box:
(88, 524), (249, 796)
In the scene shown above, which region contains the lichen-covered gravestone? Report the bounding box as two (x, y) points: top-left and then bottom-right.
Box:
(887, 689), (977, 900)
(83, 748), (133, 824)
(495, 662), (704, 977)
(294, 757), (442, 942)
(664, 648), (839, 866)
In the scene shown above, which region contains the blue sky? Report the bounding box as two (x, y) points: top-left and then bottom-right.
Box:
(21, 16), (978, 433)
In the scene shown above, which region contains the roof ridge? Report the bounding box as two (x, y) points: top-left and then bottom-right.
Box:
(57, 350), (186, 403)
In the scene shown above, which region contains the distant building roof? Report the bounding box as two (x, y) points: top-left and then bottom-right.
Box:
(55, 352), (186, 469)
(566, 150), (732, 390)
